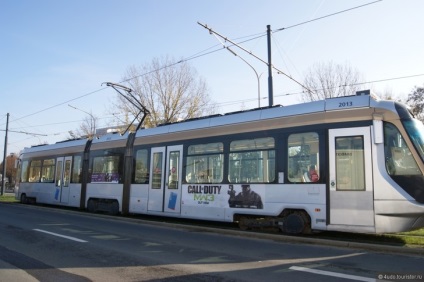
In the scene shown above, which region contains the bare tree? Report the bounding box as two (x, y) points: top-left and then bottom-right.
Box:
(79, 114), (98, 138)
(114, 56), (216, 128)
(373, 87), (403, 102)
(406, 86), (424, 123)
(68, 114), (98, 139)
(301, 61), (363, 102)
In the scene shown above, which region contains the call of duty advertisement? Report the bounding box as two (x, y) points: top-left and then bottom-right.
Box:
(183, 184), (264, 209)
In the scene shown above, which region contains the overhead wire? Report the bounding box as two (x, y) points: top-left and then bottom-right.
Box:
(5, 0), (383, 128)
(274, 0), (383, 33)
(2, 0), (393, 136)
(272, 73), (424, 101)
(5, 71), (424, 138)
(9, 87), (107, 124)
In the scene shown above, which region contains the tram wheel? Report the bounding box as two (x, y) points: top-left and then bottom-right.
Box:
(238, 217), (250, 230)
(110, 201), (119, 215)
(20, 194), (28, 204)
(282, 212), (311, 234)
(283, 213), (305, 234)
(87, 199), (96, 213)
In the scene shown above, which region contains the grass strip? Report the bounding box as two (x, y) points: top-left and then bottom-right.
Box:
(0, 194), (18, 203)
(315, 229), (424, 247)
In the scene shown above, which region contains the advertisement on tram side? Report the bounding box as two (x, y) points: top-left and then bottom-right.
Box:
(183, 184), (264, 209)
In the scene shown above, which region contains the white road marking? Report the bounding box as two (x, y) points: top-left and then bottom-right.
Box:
(289, 266), (376, 282)
(33, 229), (88, 243)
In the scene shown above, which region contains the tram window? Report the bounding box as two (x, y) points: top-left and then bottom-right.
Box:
(41, 159), (55, 183)
(21, 160), (29, 182)
(135, 149), (149, 184)
(168, 151), (180, 189)
(229, 137), (275, 183)
(152, 152), (163, 189)
(72, 156), (82, 183)
(91, 156), (120, 183)
(63, 159), (71, 187)
(186, 142), (223, 184)
(335, 136), (365, 191)
(28, 160), (42, 182)
(288, 132), (320, 183)
(384, 123), (421, 176)
(55, 160), (63, 186)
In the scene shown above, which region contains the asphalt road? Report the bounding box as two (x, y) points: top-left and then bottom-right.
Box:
(1, 203), (423, 282)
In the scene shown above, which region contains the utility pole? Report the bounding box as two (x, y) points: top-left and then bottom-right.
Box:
(1, 113), (9, 196)
(267, 25), (274, 107)
(198, 22), (312, 107)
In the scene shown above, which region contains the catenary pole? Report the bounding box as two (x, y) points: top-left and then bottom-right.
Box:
(197, 22), (313, 101)
(1, 113), (9, 196)
(267, 25), (274, 107)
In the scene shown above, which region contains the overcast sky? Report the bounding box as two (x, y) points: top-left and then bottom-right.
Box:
(1, 0), (424, 155)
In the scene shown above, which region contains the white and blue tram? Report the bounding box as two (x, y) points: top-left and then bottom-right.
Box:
(16, 91), (424, 234)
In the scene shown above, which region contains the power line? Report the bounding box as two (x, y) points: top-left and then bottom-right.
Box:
(9, 87), (106, 124)
(352, 73), (424, 86)
(9, 114), (120, 131)
(6, 72), (424, 131)
(120, 1), (386, 93)
(187, 0), (385, 51)
(274, 0), (383, 33)
(198, 22), (313, 94)
(5, 70), (420, 147)
(0, 129), (48, 136)
(0, 0), (387, 129)
(219, 73), (424, 107)
(273, 73), (424, 100)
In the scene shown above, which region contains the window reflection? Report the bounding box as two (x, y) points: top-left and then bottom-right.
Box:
(185, 142), (223, 184)
(288, 132), (320, 183)
(152, 152), (163, 189)
(335, 136), (365, 191)
(229, 137), (275, 183)
(384, 123), (420, 176)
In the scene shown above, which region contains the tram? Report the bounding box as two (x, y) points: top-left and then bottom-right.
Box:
(16, 90), (424, 234)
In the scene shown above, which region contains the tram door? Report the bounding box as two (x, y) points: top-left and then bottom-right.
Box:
(55, 156), (72, 204)
(328, 127), (375, 227)
(148, 145), (183, 214)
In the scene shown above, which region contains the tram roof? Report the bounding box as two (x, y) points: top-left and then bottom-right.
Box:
(134, 91), (387, 138)
(21, 137), (88, 156)
(22, 90), (397, 155)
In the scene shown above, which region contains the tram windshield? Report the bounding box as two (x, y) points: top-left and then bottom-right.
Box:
(384, 122), (421, 176)
(403, 119), (424, 163)
(384, 121), (424, 203)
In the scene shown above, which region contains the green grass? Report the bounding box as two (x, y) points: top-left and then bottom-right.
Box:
(316, 228), (424, 247)
(387, 228), (424, 246)
(0, 194), (18, 203)
(399, 228), (424, 236)
(391, 235), (424, 246)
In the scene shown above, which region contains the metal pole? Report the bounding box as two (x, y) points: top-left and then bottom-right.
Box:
(224, 48), (261, 107)
(1, 113), (9, 196)
(198, 22), (313, 94)
(267, 25), (274, 107)
(235, 55), (261, 108)
(68, 104), (96, 138)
